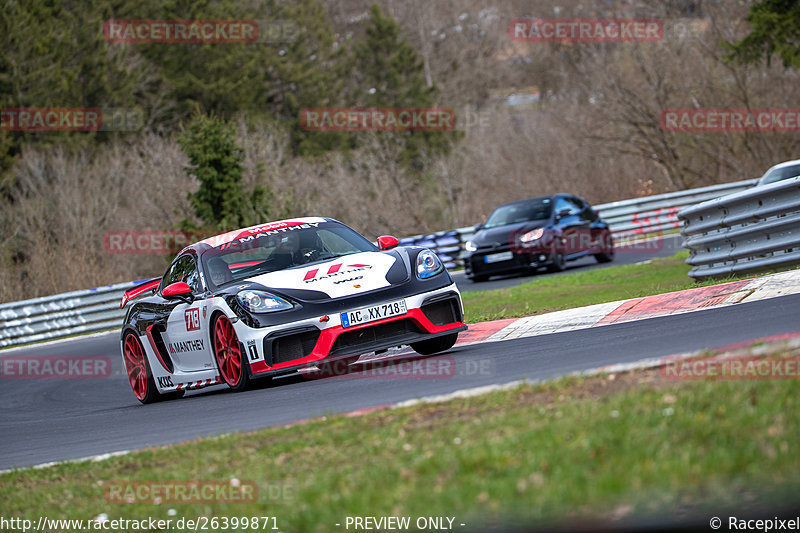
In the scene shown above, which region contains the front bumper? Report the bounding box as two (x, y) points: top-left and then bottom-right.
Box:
(465, 249), (555, 278)
(233, 284), (466, 377)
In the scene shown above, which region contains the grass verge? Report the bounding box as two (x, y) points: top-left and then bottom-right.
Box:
(2, 340), (799, 531)
(462, 251), (752, 323)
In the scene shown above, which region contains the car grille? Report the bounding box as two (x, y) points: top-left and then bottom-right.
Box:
(420, 298), (462, 326)
(267, 329), (321, 366)
(468, 252), (528, 274)
(330, 319), (422, 356)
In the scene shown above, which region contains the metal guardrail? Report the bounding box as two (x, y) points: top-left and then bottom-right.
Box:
(399, 228), (476, 270)
(679, 176), (800, 279)
(0, 178), (758, 348)
(0, 281), (144, 348)
(594, 178), (757, 238)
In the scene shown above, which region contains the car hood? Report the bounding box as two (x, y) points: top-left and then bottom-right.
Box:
(472, 221), (547, 247)
(246, 251), (400, 299)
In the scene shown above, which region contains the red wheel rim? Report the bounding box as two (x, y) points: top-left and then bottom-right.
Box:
(214, 316), (242, 387)
(123, 334), (148, 401)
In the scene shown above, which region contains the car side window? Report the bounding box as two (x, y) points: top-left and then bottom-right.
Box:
(572, 197), (596, 219)
(555, 197), (581, 216)
(163, 255), (200, 294)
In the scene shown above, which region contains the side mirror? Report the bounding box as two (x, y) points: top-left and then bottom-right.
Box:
(556, 208), (571, 219)
(474, 223), (483, 231)
(377, 235), (399, 250)
(162, 282), (194, 304)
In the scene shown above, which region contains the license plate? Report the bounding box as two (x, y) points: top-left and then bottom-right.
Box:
(484, 251), (513, 264)
(341, 300), (407, 328)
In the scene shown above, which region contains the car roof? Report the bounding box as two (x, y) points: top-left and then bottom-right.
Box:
(180, 216), (332, 255)
(495, 194), (572, 209)
(763, 159), (800, 174)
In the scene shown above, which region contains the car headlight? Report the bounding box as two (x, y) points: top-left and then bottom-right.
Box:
(416, 249), (444, 279)
(519, 228), (545, 245)
(236, 290), (292, 313)
(465, 240), (477, 252)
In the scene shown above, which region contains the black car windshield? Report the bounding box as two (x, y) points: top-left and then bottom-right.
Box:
(200, 222), (377, 289)
(759, 164), (800, 186)
(484, 198), (552, 229)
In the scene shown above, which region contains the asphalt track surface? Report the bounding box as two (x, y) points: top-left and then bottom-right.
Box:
(453, 234), (685, 291)
(1, 291), (798, 471)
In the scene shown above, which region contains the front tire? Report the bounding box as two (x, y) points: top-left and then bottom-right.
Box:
(411, 333), (458, 355)
(594, 250), (614, 263)
(595, 232), (615, 263)
(547, 250), (566, 272)
(213, 314), (250, 392)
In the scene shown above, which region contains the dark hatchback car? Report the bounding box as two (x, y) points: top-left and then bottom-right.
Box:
(464, 194), (614, 282)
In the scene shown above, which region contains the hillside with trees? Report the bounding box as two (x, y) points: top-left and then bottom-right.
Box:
(1, 0), (799, 300)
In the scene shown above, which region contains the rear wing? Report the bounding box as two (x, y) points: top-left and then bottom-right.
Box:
(120, 278), (160, 308)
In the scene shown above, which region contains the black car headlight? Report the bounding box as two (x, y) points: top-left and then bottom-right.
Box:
(416, 250), (444, 279)
(518, 228), (545, 247)
(236, 290), (292, 313)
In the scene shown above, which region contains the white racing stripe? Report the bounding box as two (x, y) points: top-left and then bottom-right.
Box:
(740, 270), (800, 303)
(486, 268), (800, 343)
(487, 301), (623, 341)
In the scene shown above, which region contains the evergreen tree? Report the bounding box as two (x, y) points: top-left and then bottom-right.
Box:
(0, 0), (142, 178)
(353, 4), (437, 109)
(726, 0), (800, 68)
(109, 0), (349, 155)
(349, 4), (453, 168)
(178, 113), (276, 230)
(0, 0), (453, 180)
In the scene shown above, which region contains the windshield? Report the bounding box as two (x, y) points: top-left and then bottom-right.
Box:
(200, 222), (376, 289)
(484, 198), (552, 229)
(759, 164), (800, 186)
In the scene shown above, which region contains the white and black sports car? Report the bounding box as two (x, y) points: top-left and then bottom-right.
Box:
(119, 218), (466, 403)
